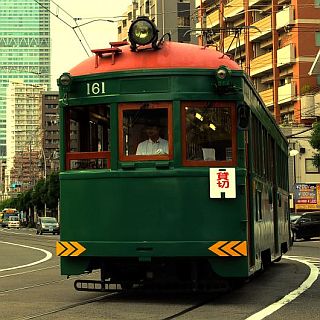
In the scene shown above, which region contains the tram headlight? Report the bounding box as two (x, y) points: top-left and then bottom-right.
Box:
(129, 16), (159, 51)
(214, 66), (232, 93)
(58, 72), (72, 91)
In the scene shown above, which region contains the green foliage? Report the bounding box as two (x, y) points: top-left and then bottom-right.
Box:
(46, 173), (60, 210)
(310, 122), (320, 168)
(0, 173), (60, 213)
(0, 198), (16, 211)
(310, 122), (320, 150)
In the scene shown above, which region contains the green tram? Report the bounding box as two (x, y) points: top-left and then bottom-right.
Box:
(57, 17), (290, 291)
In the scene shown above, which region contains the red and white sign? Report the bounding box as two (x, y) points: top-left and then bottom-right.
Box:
(209, 168), (236, 198)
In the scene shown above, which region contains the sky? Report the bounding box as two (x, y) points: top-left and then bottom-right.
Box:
(50, 1), (132, 89)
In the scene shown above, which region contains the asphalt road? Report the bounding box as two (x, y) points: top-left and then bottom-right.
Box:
(0, 228), (319, 320)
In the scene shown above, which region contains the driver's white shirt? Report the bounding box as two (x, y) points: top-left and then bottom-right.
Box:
(136, 138), (168, 155)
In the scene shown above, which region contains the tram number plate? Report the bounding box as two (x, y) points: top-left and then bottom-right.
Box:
(49, 227), (53, 232)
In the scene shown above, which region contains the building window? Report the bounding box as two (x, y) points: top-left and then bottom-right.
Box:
(177, 16), (190, 27)
(305, 158), (320, 173)
(316, 32), (320, 46)
(145, 1), (150, 15)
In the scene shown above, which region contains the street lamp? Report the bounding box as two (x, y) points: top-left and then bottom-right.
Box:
(289, 145), (300, 212)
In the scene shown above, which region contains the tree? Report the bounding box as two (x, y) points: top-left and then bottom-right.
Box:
(0, 172), (60, 218)
(46, 172), (60, 210)
(309, 122), (320, 168)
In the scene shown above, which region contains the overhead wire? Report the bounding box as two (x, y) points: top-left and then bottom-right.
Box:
(32, 0), (91, 57)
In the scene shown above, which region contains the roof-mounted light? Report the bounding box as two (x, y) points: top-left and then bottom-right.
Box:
(214, 66), (233, 94)
(58, 73), (72, 88)
(129, 16), (159, 51)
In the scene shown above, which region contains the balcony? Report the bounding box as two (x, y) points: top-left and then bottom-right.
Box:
(224, 0), (244, 19)
(278, 82), (296, 105)
(250, 15), (271, 41)
(250, 52), (272, 76)
(249, 0), (265, 5)
(277, 44), (295, 67)
(259, 88), (273, 107)
(206, 9), (219, 28)
(276, 6), (294, 30)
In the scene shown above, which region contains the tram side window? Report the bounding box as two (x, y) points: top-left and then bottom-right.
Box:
(67, 105), (110, 170)
(182, 101), (235, 165)
(119, 102), (172, 160)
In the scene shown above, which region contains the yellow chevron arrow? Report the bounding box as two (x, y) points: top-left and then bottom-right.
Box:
(56, 241), (67, 256)
(208, 241), (229, 256)
(62, 242), (76, 256)
(223, 241), (241, 256)
(56, 241), (86, 256)
(208, 241), (247, 257)
(70, 241), (86, 256)
(234, 241), (247, 256)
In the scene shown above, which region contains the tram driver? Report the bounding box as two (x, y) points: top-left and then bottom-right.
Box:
(136, 120), (168, 155)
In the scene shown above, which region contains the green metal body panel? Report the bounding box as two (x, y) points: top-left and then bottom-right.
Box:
(60, 168), (248, 276)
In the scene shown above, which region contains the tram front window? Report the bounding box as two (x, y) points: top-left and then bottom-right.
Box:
(66, 105), (110, 170)
(119, 102), (172, 161)
(182, 101), (236, 165)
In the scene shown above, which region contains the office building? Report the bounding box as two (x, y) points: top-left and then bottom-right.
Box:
(0, 0), (51, 160)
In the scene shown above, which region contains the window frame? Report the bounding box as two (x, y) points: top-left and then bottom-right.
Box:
(64, 106), (111, 171)
(118, 102), (173, 162)
(305, 158), (320, 173)
(181, 101), (237, 167)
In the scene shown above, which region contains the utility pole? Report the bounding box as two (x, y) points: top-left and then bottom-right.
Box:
(41, 146), (47, 217)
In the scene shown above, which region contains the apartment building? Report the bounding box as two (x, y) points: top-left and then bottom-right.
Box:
(118, 0), (197, 44)
(42, 91), (59, 174)
(5, 80), (47, 194)
(196, 0), (320, 124)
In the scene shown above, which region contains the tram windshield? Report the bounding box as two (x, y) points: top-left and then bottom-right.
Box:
(119, 102), (173, 161)
(182, 101), (236, 165)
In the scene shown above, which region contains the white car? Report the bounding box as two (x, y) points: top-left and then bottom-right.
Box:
(7, 216), (20, 229)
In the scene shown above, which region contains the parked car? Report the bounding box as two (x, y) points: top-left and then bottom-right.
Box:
(7, 216), (20, 229)
(290, 213), (302, 223)
(36, 217), (60, 235)
(291, 211), (320, 241)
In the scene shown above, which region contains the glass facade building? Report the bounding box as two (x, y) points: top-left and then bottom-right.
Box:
(0, 0), (51, 160)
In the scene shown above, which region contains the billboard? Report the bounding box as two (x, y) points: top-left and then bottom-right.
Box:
(294, 183), (320, 210)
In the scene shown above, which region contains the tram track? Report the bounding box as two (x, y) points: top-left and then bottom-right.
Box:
(17, 292), (119, 320)
(0, 228), (57, 250)
(14, 289), (218, 320)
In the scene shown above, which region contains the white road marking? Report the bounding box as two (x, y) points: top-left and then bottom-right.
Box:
(245, 256), (319, 320)
(0, 241), (52, 272)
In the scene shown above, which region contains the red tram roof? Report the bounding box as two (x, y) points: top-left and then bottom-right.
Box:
(69, 42), (241, 76)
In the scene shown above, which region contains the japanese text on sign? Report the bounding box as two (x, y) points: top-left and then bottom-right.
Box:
(210, 168), (236, 198)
